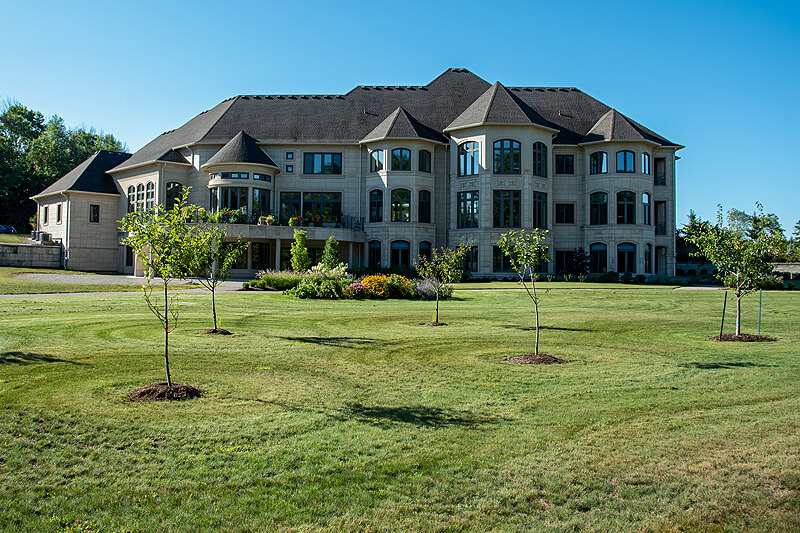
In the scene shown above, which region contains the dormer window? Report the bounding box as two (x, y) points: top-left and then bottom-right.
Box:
(370, 150), (384, 172)
(493, 139), (521, 174)
(616, 151), (635, 173)
(458, 141), (480, 176)
(391, 148), (411, 171)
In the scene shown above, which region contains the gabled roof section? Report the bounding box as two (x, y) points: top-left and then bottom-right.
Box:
(34, 151), (131, 198)
(156, 149), (191, 165)
(445, 81), (557, 132)
(360, 107), (446, 143)
(202, 131), (278, 168)
(580, 109), (680, 146)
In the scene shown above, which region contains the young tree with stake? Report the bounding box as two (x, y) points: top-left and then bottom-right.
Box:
(190, 223), (246, 332)
(496, 229), (551, 356)
(413, 243), (471, 325)
(120, 190), (198, 387)
(685, 204), (785, 337)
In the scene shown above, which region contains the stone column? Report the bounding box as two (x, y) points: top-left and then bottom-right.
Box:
(274, 238), (281, 271)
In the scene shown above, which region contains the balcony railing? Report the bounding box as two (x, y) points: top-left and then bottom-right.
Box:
(202, 208), (364, 231)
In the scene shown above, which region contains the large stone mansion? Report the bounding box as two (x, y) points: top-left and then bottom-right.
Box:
(32, 68), (681, 276)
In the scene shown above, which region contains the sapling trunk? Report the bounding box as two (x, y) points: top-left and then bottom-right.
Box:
(532, 278), (540, 356)
(435, 286), (440, 323)
(735, 291), (742, 337)
(164, 281), (172, 387)
(211, 285), (218, 330)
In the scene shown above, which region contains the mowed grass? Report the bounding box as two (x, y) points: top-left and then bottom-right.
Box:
(0, 235), (24, 244)
(0, 267), (194, 295)
(0, 287), (798, 532)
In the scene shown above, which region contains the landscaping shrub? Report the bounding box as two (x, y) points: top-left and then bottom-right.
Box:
(385, 274), (414, 298)
(254, 270), (305, 290)
(415, 278), (453, 300)
(286, 277), (345, 299)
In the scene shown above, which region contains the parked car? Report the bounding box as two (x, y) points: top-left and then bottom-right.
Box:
(0, 225), (17, 234)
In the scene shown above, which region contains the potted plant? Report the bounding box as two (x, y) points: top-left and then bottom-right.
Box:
(265, 214), (276, 226)
(289, 215), (303, 227)
(258, 215), (268, 226)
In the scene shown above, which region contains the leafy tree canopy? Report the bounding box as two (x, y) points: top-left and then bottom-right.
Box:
(0, 101), (126, 229)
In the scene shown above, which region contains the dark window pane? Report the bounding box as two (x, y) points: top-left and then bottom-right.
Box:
(418, 190), (431, 223)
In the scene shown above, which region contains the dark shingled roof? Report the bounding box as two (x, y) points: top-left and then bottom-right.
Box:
(361, 107), (446, 143)
(36, 151), (131, 197)
(446, 82), (558, 131)
(203, 131), (278, 168)
(156, 149), (191, 165)
(111, 69), (679, 172)
(579, 109), (678, 146)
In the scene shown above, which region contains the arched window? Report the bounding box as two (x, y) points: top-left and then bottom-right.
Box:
(127, 186), (135, 213)
(533, 142), (548, 177)
(391, 189), (410, 222)
(418, 149), (431, 173)
(368, 241), (382, 268)
(617, 191), (636, 224)
(458, 141), (480, 176)
(642, 193), (651, 225)
(645, 243), (653, 274)
(590, 192), (608, 225)
(145, 182), (155, 210)
(136, 183), (145, 212)
(616, 150), (635, 173)
(369, 190), (383, 223)
(391, 240), (410, 267)
(418, 190), (431, 223)
(391, 148), (411, 171)
(590, 243), (607, 274)
(370, 150), (384, 172)
(493, 139), (521, 174)
(419, 241), (432, 261)
(166, 182), (184, 210)
(617, 243), (636, 273)
(590, 151), (608, 174)
(641, 153), (651, 175)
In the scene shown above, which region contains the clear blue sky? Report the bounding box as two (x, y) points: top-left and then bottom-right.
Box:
(3, 0), (798, 231)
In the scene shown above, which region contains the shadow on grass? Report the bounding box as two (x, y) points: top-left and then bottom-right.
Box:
(338, 402), (504, 428)
(680, 361), (777, 370)
(499, 324), (593, 332)
(279, 336), (379, 348)
(0, 351), (83, 365)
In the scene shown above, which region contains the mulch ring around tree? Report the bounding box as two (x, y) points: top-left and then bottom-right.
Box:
(708, 333), (776, 342)
(198, 328), (232, 335)
(127, 383), (204, 402)
(507, 353), (566, 365)
(423, 322), (448, 326)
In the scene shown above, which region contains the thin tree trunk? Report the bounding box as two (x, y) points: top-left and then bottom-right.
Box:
(212, 285), (217, 330)
(533, 281), (540, 356)
(735, 291), (742, 337)
(435, 289), (440, 324)
(164, 282), (172, 387)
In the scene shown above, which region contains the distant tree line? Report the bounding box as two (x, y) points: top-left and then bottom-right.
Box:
(0, 101), (126, 230)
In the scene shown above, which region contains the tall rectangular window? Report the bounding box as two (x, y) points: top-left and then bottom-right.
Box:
(590, 151), (607, 174)
(463, 246), (479, 272)
(493, 139), (521, 174)
(458, 142), (480, 176)
(555, 250), (576, 274)
(493, 246), (513, 272)
(532, 192), (547, 229)
(555, 154), (574, 174)
(555, 203), (575, 224)
(654, 157), (666, 186)
(456, 191), (479, 228)
(493, 190), (521, 228)
(369, 190), (383, 223)
(418, 149), (431, 173)
(418, 190), (431, 223)
(303, 153), (342, 174)
(43, 206), (49, 225)
(616, 151), (635, 173)
(89, 204), (100, 223)
(252, 189), (271, 215)
(56, 204), (62, 224)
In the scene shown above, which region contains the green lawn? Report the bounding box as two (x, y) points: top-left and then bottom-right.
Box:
(0, 267), (197, 295)
(0, 234), (24, 244)
(1, 287), (798, 531)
